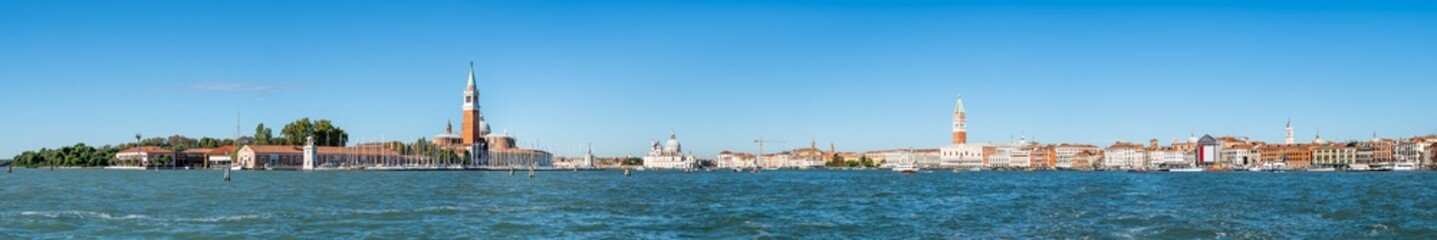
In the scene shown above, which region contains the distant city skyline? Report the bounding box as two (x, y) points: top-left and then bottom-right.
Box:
(3, 0), (1436, 158)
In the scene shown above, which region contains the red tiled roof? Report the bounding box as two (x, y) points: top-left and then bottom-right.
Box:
(245, 145), (303, 154)
(207, 146), (236, 156)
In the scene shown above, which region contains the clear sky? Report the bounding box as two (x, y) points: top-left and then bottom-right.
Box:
(2, 0), (1436, 158)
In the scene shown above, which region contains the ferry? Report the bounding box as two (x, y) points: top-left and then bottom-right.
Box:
(1393, 162), (1418, 171)
(1168, 167), (1204, 172)
(1261, 162), (1288, 172)
(892, 148), (919, 174)
(1348, 164), (1371, 172)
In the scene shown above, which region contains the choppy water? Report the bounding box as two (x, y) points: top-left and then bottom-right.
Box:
(2, 169), (1436, 239)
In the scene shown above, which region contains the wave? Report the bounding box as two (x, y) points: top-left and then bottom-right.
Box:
(5, 210), (268, 223)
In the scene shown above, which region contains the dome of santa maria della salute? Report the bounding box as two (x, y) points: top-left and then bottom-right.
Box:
(665, 133), (681, 153)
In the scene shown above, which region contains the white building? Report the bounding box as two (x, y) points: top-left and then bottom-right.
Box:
(643, 133), (698, 169)
(940, 144), (986, 168)
(1055, 144), (1100, 169)
(1146, 148), (1187, 168)
(1103, 144), (1145, 170)
(985, 141), (1032, 169)
(1222, 146), (1260, 166)
(716, 151), (755, 169)
(878, 151), (941, 169)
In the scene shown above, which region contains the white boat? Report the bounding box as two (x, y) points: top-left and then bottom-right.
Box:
(892, 148), (919, 174)
(1261, 162), (1288, 172)
(1393, 162), (1418, 171)
(1308, 167), (1337, 172)
(968, 167), (984, 172)
(1348, 164), (1371, 171)
(1169, 167), (1205, 172)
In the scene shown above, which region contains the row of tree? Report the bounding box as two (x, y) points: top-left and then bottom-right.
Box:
(826, 154), (877, 168)
(10, 117), (351, 167)
(253, 118), (348, 147)
(10, 143), (121, 167)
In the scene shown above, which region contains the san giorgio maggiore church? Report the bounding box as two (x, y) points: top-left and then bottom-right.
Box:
(431, 63), (553, 169)
(643, 133), (699, 169)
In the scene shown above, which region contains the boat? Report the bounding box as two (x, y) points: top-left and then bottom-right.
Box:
(968, 167), (984, 172)
(1261, 162), (1288, 172)
(1393, 162), (1418, 171)
(1169, 167), (1204, 172)
(1308, 167), (1337, 172)
(1348, 164), (1371, 172)
(892, 148), (919, 174)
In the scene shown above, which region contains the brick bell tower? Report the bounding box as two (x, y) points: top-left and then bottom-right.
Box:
(461, 62), (486, 145)
(952, 95), (967, 145)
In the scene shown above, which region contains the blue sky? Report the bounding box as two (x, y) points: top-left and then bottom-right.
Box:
(2, 0), (1436, 158)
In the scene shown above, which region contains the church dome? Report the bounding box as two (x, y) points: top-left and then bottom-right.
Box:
(665, 133), (681, 153)
(478, 119), (491, 136)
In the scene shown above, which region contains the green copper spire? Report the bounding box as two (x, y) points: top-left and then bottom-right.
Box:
(467, 61), (476, 87)
(954, 95), (965, 114)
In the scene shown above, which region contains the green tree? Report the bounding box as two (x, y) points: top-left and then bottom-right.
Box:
(280, 118), (315, 145)
(622, 157), (643, 166)
(859, 156), (875, 168)
(312, 119), (348, 147)
(255, 123), (273, 145)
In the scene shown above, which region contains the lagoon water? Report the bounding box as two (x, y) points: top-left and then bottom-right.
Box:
(2, 169), (1436, 239)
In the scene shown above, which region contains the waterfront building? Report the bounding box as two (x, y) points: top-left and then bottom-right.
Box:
(115, 146), (177, 168)
(643, 133), (698, 169)
(989, 139), (1031, 169)
(1071, 150), (1099, 170)
(1395, 141), (1431, 166)
(1368, 138), (1395, 163)
(716, 151), (755, 169)
(1029, 145), (1056, 169)
(1147, 147), (1187, 168)
(205, 146), (235, 169)
(1258, 143), (1314, 169)
(940, 144), (987, 168)
(1311, 143), (1361, 167)
(1196, 135), (1220, 166)
(179, 148), (211, 169)
(878, 150), (941, 169)
(1429, 143), (1437, 168)
(1220, 143), (1260, 167)
(1104, 142), (1146, 170)
(1055, 144), (1100, 169)
(237, 145), (303, 169)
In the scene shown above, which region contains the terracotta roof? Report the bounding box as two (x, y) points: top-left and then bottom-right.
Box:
(245, 145), (303, 154)
(207, 146), (236, 156)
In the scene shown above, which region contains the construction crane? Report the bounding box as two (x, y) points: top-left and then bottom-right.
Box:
(754, 137), (786, 172)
